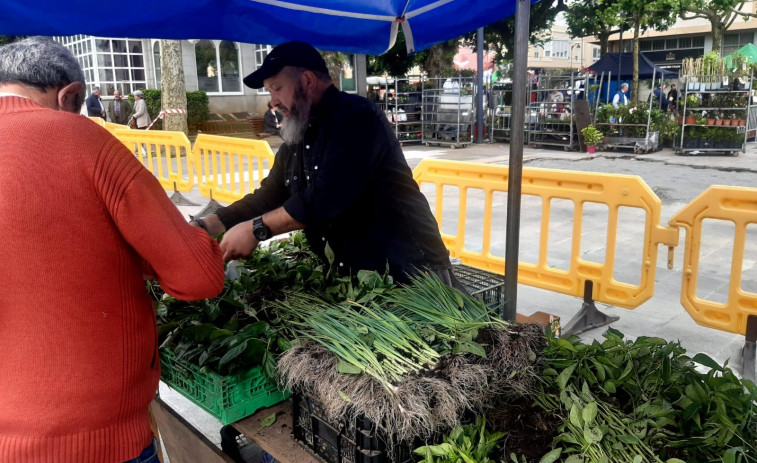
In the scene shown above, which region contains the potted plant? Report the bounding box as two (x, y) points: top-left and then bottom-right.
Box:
(581, 125), (603, 154)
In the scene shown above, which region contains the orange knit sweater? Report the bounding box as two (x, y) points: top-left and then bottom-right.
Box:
(0, 97), (225, 462)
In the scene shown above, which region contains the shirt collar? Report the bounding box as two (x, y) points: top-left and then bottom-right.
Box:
(0, 92), (29, 99)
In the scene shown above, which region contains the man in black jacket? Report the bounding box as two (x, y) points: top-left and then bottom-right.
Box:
(194, 41), (460, 287)
(85, 86), (104, 119)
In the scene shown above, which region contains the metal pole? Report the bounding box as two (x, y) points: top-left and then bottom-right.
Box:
(504, 0), (530, 321)
(617, 25), (624, 87)
(476, 27), (485, 143)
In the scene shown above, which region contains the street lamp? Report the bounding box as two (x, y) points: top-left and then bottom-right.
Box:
(570, 42), (581, 72)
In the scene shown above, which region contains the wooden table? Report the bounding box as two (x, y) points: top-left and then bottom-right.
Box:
(234, 400), (320, 463)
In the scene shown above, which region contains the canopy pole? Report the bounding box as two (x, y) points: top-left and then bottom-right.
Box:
(476, 27), (485, 143)
(503, 0), (530, 321)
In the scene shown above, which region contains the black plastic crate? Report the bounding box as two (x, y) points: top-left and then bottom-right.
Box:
(292, 393), (420, 463)
(452, 265), (505, 311)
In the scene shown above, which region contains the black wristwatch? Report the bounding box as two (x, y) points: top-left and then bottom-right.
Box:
(252, 216), (272, 241)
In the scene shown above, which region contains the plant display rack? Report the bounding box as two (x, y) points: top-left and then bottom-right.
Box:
(422, 76), (475, 149)
(676, 73), (752, 156)
(379, 76), (425, 145)
(489, 87), (513, 142)
(593, 69), (662, 154)
(527, 73), (579, 151)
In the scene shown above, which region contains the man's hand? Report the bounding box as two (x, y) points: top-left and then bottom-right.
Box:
(220, 220), (259, 262)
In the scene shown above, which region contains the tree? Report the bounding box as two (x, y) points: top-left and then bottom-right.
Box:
(617, 0), (681, 101)
(681, 0), (746, 55)
(367, 30), (425, 76)
(473, 0), (568, 64)
(0, 36), (25, 46)
(565, 0), (623, 56)
(160, 40), (188, 133)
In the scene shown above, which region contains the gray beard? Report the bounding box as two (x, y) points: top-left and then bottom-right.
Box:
(280, 86), (312, 145)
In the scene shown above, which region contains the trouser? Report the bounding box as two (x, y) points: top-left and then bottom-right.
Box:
(123, 438), (159, 463)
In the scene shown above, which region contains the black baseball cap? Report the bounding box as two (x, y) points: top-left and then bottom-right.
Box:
(243, 41), (330, 89)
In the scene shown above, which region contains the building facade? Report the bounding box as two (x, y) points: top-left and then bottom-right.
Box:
(605, 2), (757, 73)
(53, 36), (367, 115)
(528, 24), (601, 72)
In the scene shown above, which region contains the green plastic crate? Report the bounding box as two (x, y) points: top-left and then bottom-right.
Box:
(160, 349), (290, 425)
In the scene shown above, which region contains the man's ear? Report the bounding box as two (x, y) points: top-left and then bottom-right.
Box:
(58, 81), (84, 114)
(301, 70), (318, 94)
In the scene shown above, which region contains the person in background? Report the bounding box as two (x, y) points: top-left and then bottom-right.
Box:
(130, 90), (150, 129)
(548, 87), (564, 117)
(612, 83), (629, 108)
(0, 37), (225, 463)
(667, 84), (678, 114)
(263, 101), (284, 135)
(193, 41), (464, 290)
(86, 85), (105, 118)
(107, 89), (132, 125)
(653, 84), (668, 111)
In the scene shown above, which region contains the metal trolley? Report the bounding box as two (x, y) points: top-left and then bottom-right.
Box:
(421, 77), (475, 149)
(676, 72), (752, 157)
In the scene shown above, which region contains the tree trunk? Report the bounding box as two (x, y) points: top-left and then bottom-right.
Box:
(160, 40), (188, 134)
(321, 52), (344, 89)
(632, 23), (640, 103)
(711, 18), (724, 56)
(599, 32), (610, 57)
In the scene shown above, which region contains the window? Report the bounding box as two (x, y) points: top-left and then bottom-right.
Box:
(679, 37), (692, 48)
(722, 32), (753, 55)
(545, 50), (551, 57)
(219, 41), (241, 92)
(640, 41), (652, 51)
(53, 35), (145, 96)
(534, 50), (540, 58)
(544, 41), (552, 58)
(692, 36), (705, 48)
(194, 40), (242, 94)
(552, 40), (569, 59)
(255, 44), (274, 93)
(592, 48), (601, 59)
(153, 42), (161, 89)
(339, 54), (357, 92)
(653, 39), (665, 50)
(666, 39), (678, 49)
(195, 40), (219, 92)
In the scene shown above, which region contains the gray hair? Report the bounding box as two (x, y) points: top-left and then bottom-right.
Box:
(0, 37), (85, 91)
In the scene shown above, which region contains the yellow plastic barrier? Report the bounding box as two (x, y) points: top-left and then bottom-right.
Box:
(192, 134), (275, 204)
(112, 130), (194, 193)
(669, 185), (757, 335)
(87, 117), (127, 132)
(413, 159), (679, 309)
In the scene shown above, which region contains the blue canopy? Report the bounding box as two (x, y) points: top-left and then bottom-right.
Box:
(589, 52), (678, 79)
(0, 0), (524, 55)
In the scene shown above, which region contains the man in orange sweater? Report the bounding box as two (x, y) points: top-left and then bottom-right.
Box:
(0, 37), (226, 462)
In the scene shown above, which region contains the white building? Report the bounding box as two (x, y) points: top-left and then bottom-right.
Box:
(53, 36), (367, 114)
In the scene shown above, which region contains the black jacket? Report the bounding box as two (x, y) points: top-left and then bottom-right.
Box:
(86, 94), (104, 118)
(216, 86), (450, 282)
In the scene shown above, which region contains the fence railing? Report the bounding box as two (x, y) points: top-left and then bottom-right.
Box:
(413, 159), (680, 310)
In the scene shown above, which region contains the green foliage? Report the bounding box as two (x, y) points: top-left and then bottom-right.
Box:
(367, 29), (426, 77)
(463, 0), (566, 63)
(275, 274), (506, 392)
(155, 233), (394, 376)
(0, 36), (26, 46)
(581, 125), (604, 146)
(129, 89), (209, 132)
(565, 0), (622, 55)
(536, 329), (757, 462)
(414, 417), (505, 463)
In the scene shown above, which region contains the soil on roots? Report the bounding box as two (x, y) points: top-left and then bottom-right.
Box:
(487, 397), (561, 461)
